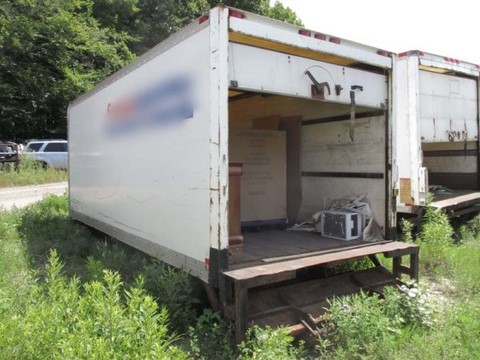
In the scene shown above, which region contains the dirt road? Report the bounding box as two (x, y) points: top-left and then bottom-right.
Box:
(0, 182), (68, 210)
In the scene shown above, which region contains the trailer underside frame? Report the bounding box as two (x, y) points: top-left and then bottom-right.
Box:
(221, 241), (419, 342)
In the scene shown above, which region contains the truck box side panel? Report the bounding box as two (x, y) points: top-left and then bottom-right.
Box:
(419, 71), (478, 189)
(69, 27), (212, 281)
(419, 71), (478, 143)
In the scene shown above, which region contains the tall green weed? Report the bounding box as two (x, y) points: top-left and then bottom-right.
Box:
(0, 250), (188, 359)
(418, 206), (453, 275)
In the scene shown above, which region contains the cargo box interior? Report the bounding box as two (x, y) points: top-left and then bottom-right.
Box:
(417, 70), (480, 213)
(227, 92), (388, 266)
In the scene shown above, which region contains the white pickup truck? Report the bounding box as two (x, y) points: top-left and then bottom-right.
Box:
(24, 140), (68, 169)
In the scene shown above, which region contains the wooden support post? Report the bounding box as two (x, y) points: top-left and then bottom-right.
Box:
(368, 254), (382, 267)
(409, 249), (419, 281)
(234, 281), (248, 344)
(203, 283), (221, 312)
(392, 256), (402, 279)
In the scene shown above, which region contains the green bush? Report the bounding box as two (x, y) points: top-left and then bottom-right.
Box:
(91, 242), (205, 333)
(143, 263), (203, 333)
(458, 212), (480, 243)
(188, 309), (235, 360)
(317, 284), (433, 359)
(418, 206), (453, 275)
(238, 325), (305, 360)
(400, 217), (414, 243)
(0, 250), (188, 359)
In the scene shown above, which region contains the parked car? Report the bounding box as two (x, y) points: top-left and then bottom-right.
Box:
(23, 140), (68, 169)
(0, 141), (19, 165)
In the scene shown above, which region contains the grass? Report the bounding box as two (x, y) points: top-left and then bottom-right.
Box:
(1, 195), (480, 358)
(0, 156), (67, 188)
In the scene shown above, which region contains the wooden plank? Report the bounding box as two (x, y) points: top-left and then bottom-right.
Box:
(224, 241), (418, 281)
(235, 281), (248, 344)
(263, 241), (390, 263)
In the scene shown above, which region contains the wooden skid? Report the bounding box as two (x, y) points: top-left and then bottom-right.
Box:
(222, 241), (419, 343)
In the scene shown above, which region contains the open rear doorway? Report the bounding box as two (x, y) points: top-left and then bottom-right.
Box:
(227, 92), (389, 268)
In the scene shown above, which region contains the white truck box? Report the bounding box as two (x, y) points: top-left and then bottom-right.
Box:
(69, 6), (420, 341)
(394, 50), (480, 216)
(69, 6), (395, 283)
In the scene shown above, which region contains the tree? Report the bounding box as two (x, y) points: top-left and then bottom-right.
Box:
(0, 0), (135, 139)
(132, 0), (211, 54)
(267, 1), (303, 26)
(207, 0), (302, 25)
(132, 1), (302, 54)
(207, 0), (270, 14)
(0, 0), (303, 139)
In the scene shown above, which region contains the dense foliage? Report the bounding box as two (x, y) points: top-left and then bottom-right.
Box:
(0, 0), (135, 139)
(0, 0), (301, 140)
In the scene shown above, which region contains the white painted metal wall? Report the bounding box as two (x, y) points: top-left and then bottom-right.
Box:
(419, 71), (477, 143)
(299, 116), (387, 231)
(228, 43), (387, 109)
(69, 26), (213, 281)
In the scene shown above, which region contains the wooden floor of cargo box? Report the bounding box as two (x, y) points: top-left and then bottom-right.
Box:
(431, 190), (480, 210)
(229, 229), (386, 268)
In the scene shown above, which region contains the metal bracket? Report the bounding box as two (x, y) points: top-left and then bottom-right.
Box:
(305, 71), (331, 100)
(335, 84), (344, 96)
(349, 85), (364, 141)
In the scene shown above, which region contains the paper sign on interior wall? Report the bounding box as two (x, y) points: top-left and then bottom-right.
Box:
(229, 129), (287, 223)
